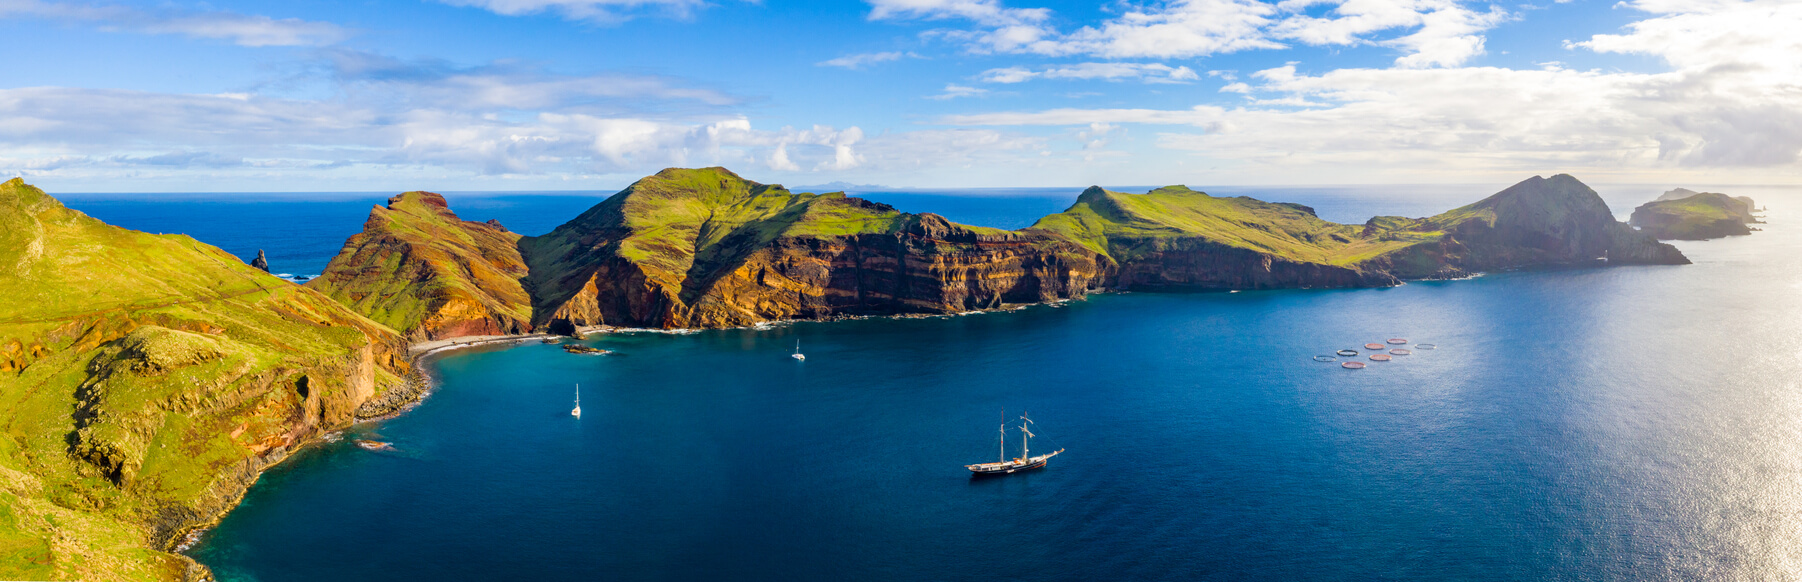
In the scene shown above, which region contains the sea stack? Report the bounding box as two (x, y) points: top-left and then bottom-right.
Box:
(251, 249), (270, 272)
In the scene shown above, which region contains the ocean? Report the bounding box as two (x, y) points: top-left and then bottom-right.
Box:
(59, 183), (1802, 580)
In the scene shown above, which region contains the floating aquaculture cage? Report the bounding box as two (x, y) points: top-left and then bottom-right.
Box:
(1337, 349), (1360, 357)
(1342, 361), (1366, 369)
(1389, 348), (1412, 356)
(1416, 343), (1437, 350)
(1387, 338), (1408, 344)
(1369, 354), (1392, 361)
(1364, 343), (1386, 350)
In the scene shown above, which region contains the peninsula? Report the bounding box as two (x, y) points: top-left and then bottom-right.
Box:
(312, 168), (1687, 337)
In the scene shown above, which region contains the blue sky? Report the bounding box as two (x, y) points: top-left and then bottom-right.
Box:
(2, 0), (1797, 191)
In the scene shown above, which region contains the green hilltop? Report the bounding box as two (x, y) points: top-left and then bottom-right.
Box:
(1631, 190), (1758, 240)
(307, 191), (532, 341)
(0, 178), (407, 581)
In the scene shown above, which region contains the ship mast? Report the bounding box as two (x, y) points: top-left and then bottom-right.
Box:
(1020, 412), (1033, 460)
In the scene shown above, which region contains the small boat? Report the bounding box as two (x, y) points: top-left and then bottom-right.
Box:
(966, 412), (1062, 476)
(1342, 361), (1366, 369)
(1389, 348), (1412, 355)
(1364, 343), (1385, 350)
(571, 384), (581, 419)
(1387, 338), (1408, 344)
(791, 339), (805, 361)
(1313, 355), (1336, 362)
(1416, 343), (1436, 350)
(1336, 349), (1360, 357)
(1369, 354), (1392, 361)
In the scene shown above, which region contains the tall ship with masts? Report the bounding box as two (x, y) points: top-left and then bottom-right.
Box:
(966, 412), (1062, 476)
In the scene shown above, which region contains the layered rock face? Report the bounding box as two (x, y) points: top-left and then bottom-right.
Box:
(308, 191), (533, 341)
(313, 169), (1689, 334)
(0, 178), (409, 581)
(520, 167), (1108, 330)
(1631, 190), (1759, 240)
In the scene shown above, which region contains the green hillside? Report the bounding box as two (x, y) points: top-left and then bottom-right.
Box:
(307, 191), (532, 340)
(0, 178), (406, 581)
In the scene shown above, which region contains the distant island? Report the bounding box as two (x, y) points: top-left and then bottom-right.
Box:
(1629, 188), (1763, 240)
(0, 169), (1692, 580)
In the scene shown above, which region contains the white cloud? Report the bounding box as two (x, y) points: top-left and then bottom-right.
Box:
(0, 0), (347, 46)
(927, 83), (990, 100)
(865, 0), (1510, 66)
(818, 51), (908, 69)
(437, 0), (709, 22)
(934, 0), (1802, 181)
(977, 62), (1201, 84)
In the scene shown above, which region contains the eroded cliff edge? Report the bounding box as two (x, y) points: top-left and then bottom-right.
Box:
(315, 169), (1687, 335)
(0, 178), (410, 581)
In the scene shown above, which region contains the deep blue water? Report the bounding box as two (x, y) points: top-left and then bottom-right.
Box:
(71, 184), (1802, 580)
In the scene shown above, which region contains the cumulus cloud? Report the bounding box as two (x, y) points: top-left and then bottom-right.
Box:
(0, 0), (347, 46)
(978, 62), (1201, 84)
(436, 0), (711, 23)
(936, 0), (1802, 180)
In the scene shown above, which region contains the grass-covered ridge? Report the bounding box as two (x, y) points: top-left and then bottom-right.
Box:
(1027, 185), (1442, 267)
(307, 191), (532, 340)
(0, 178), (406, 581)
(1629, 191), (1756, 240)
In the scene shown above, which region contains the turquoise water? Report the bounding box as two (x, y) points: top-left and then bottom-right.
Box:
(108, 185), (1802, 580)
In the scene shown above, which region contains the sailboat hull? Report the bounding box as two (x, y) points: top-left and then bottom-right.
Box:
(965, 450), (1062, 476)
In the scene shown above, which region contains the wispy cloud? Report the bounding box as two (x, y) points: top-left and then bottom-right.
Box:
(817, 51), (910, 69)
(866, 0), (1511, 67)
(926, 83), (989, 100)
(978, 63), (1201, 84)
(437, 0), (713, 23)
(0, 0), (347, 46)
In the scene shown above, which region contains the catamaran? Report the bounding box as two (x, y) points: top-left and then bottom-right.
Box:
(792, 339), (805, 361)
(571, 384), (581, 419)
(966, 412), (1062, 476)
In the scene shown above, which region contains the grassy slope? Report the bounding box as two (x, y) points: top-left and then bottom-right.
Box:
(306, 192), (530, 338)
(1630, 192), (1752, 239)
(0, 178), (402, 581)
(1027, 185), (1441, 267)
(524, 167), (952, 315)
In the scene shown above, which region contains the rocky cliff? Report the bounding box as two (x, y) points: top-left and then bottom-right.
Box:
(307, 191), (533, 341)
(307, 169), (1687, 333)
(520, 167), (1109, 330)
(1630, 191), (1757, 240)
(0, 178), (409, 582)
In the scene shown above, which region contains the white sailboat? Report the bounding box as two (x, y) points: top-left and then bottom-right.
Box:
(792, 338), (805, 361)
(571, 384), (581, 418)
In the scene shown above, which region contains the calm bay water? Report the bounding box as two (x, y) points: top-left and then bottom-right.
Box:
(63, 184), (1802, 580)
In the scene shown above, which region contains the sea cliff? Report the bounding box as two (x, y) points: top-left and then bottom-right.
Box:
(0, 179), (414, 581)
(310, 169), (1688, 333)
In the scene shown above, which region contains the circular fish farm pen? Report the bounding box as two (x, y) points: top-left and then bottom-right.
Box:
(1314, 355), (1337, 362)
(1387, 338), (1408, 344)
(1364, 343), (1386, 350)
(1342, 361), (1366, 369)
(1337, 349), (1360, 357)
(1389, 348), (1412, 356)
(1369, 354), (1393, 362)
(1416, 343), (1437, 350)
